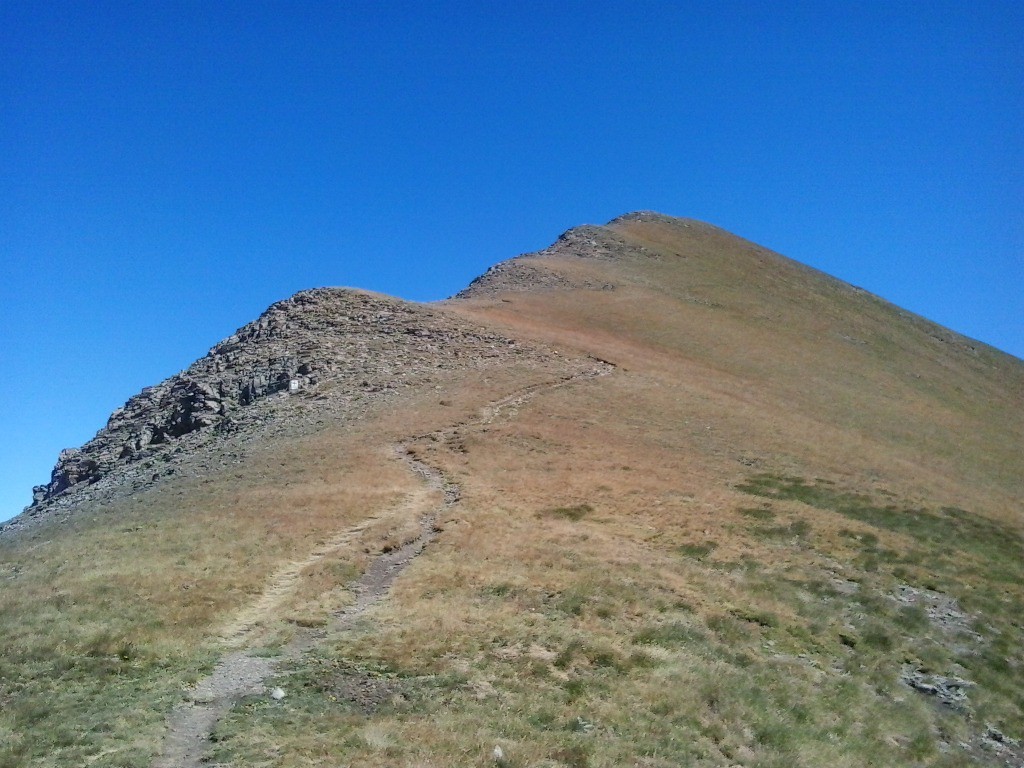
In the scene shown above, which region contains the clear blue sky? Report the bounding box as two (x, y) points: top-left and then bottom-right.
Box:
(1, 2), (1021, 522)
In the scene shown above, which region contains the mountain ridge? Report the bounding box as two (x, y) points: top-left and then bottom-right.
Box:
(9, 286), (576, 533)
(9, 212), (1022, 535)
(2, 212), (1023, 767)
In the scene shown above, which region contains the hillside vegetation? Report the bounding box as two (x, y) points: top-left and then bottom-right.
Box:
(1, 213), (1021, 767)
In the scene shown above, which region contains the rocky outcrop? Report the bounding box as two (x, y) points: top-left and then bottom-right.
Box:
(26, 287), (561, 511)
(453, 225), (633, 300)
(454, 214), (702, 301)
(454, 257), (616, 298)
(34, 448), (101, 502)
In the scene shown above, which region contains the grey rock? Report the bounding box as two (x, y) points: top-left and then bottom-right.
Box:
(892, 584), (982, 641)
(4, 287), (595, 536)
(901, 664), (975, 712)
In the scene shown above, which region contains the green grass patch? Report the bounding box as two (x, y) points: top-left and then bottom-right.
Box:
(677, 541), (717, 560)
(482, 582), (517, 598)
(538, 503), (594, 521)
(730, 607), (780, 629)
(754, 519), (812, 540)
(633, 621), (707, 648)
(737, 474), (1024, 584)
(736, 472), (1024, 734)
(738, 505), (776, 521)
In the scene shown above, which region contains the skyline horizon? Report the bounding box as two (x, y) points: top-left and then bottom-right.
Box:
(2, 2), (1021, 522)
(5, 208), (1022, 523)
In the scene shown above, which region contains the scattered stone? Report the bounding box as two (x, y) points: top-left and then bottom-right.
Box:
(831, 577), (860, 596)
(956, 723), (1024, 767)
(901, 665), (974, 711)
(892, 584), (981, 641)
(985, 726), (1010, 745)
(572, 716), (596, 733)
(454, 218), (689, 301)
(270, 687), (285, 700)
(455, 257), (614, 298)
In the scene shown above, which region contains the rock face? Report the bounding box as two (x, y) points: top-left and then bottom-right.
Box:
(26, 287), (561, 513)
(454, 213), (711, 300)
(453, 225), (634, 300)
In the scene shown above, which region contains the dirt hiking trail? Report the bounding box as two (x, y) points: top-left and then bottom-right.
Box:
(152, 365), (611, 768)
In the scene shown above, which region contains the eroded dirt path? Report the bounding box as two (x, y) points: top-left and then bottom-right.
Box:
(217, 515), (385, 649)
(151, 453), (454, 768)
(152, 364), (611, 767)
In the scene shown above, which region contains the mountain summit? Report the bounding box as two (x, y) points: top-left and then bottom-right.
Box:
(2, 214), (1022, 768)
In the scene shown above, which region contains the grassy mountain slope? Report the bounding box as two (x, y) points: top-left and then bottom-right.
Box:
(1, 213), (1021, 767)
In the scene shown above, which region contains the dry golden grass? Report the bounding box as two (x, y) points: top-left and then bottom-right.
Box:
(0, 405), (442, 766)
(209, 342), (1020, 765)
(3, 215), (1022, 766)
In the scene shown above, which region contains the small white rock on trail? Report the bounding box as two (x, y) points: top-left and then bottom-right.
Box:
(152, 366), (611, 768)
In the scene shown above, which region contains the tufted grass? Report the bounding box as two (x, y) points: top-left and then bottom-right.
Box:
(4, 216), (1023, 767)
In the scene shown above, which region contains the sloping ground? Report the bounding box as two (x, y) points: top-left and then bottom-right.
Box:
(454, 212), (1024, 518)
(10, 288), (563, 532)
(1, 213), (1022, 767)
